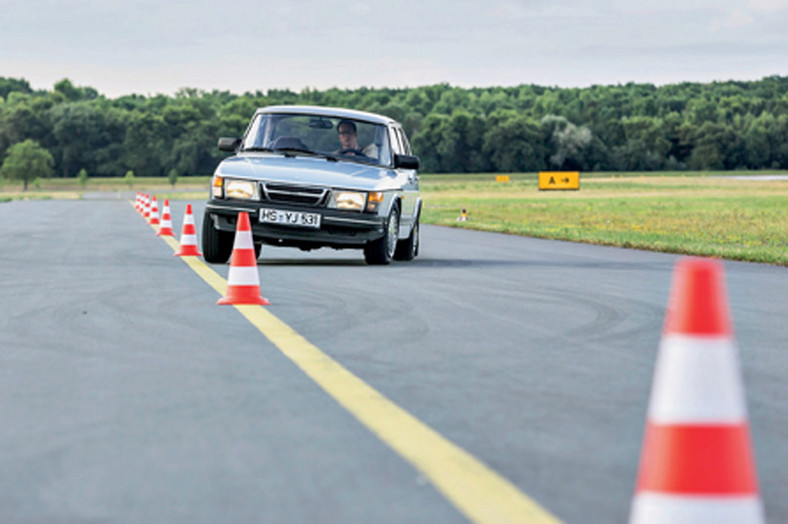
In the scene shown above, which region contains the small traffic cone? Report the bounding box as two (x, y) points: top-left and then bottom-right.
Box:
(143, 194), (151, 220)
(157, 199), (175, 236)
(135, 192), (141, 212)
(149, 196), (160, 227)
(630, 257), (763, 523)
(174, 204), (203, 257)
(217, 212), (269, 306)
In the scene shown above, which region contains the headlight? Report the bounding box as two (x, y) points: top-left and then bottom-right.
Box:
(225, 179), (258, 200)
(329, 191), (366, 211)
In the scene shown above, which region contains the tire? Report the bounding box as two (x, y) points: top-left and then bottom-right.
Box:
(202, 211), (234, 263)
(364, 205), (400, 265)
(394, 217), (419, 261)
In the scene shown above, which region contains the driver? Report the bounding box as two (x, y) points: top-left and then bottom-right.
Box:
(336, 120), (376, 158)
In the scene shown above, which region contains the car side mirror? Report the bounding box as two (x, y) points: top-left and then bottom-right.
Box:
(394, 154), (420, 170)
(218, 137), (242, 152)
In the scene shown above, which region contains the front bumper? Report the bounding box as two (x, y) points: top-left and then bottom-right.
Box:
(205, 199), (386, 248)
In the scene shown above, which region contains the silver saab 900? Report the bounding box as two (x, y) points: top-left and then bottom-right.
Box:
(203, 105), (421, 265)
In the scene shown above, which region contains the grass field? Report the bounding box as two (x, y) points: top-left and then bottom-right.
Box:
(2, 172), (786, 265)
(0, 176), (211, 202)
(421, 172), (788, 266)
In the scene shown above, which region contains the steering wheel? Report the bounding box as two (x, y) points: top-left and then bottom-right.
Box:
(339, 148), (366, 157)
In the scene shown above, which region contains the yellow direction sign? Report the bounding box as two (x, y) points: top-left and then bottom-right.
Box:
(538, 171), (580, 190)
(496, 175), (510, 183)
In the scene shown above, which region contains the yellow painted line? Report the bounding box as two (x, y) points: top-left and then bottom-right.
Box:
(237, 306), (562, 524)
(133, 201), (562, 524)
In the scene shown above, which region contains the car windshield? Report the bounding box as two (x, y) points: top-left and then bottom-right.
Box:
(241, 113), (392, 166)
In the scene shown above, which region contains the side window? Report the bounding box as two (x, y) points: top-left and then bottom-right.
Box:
(375, 126), (392, 166)
(242, 114), (266, 149)
(396, 127), (412, 155)
(389, 126), (403, 155)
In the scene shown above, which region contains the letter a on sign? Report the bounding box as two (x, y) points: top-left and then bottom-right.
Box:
(539, 172), (580, 190)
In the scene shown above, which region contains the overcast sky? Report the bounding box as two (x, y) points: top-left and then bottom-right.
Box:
(1, 0), (787, 97)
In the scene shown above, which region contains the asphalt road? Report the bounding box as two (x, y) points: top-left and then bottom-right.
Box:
(1, 199), (786, 523)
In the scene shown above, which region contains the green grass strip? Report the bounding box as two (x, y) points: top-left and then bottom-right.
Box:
(421, 175), (788, 266)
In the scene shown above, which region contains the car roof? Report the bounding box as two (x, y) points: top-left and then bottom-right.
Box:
(255, 105), (397, 126)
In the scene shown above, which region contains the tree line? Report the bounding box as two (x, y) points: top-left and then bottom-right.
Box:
(1, 75), (788, 180)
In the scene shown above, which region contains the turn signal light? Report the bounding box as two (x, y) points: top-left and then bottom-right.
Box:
(212, 176), (224, 198)
(366, 192), (384, 212)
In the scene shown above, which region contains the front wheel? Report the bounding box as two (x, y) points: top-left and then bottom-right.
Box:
(202, 211), (234, 263)
(364, 206), (400, 265)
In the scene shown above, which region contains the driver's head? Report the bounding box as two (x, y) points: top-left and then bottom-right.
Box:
(337, 119), (358, 149)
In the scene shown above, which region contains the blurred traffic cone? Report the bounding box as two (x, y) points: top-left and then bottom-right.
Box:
(135, 192), (141, 212)
(149, 196), (160, 227)
(174, 204), (203, 257)
(143, 194), (151, 220)
(157, 199), (175, 236)
(630, 257), (763, 523)
(217, 212), (269, 306)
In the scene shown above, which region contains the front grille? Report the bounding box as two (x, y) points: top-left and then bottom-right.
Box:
(261, 182), (328, 207)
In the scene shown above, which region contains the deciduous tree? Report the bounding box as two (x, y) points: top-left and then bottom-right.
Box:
(0, 139), (54, 190)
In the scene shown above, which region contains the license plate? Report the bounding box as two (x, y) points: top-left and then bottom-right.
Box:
(259, 208), (321, 229)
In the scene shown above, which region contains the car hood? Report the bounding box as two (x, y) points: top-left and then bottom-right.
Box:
(216, 154), (401, 191)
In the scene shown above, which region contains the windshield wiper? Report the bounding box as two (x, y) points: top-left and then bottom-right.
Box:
(324, 153), (377, 165)
(274, 147), (319, 157)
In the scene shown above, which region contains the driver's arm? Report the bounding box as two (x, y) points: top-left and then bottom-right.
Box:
(362, 143), (378, 159)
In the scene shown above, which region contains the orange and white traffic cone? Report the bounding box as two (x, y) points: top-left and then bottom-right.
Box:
(143, 194), (151, 220)
(157, 199), (175, 236)
(630, 257), (763, 523)
(174, 204), (203, 257)
(135, 192), (141, 212)
(149, 196), (160, 227)
(217, 212), (269, 306)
